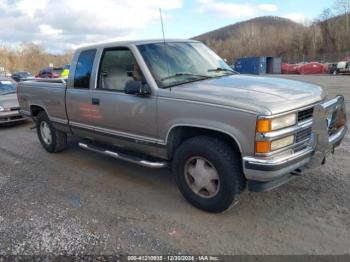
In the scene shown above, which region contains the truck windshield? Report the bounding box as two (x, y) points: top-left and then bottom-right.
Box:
(0, 80), (16, 95)
(138, 42), (235, 88)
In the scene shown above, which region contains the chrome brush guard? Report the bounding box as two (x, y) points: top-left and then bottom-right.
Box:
(309, 95), (347, 167)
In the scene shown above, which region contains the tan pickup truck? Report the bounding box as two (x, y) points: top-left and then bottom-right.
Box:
(17, 40), (347, 212)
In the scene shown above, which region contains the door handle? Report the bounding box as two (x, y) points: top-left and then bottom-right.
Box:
(92, 98), (100, 105)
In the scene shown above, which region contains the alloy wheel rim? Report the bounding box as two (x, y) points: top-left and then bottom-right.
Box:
(184, 156), (220, 198)
(40, 121), (52, 145)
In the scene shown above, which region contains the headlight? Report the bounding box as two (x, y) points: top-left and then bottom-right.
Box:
(256, 113), (297, 132)
(0, 106), (4, 112)
(271, 135), (295, 151)
(271, 114), (297, 130)
(255, 135), (295, 153)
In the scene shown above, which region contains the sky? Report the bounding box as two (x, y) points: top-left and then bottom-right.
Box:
(0, 0), (334, 54)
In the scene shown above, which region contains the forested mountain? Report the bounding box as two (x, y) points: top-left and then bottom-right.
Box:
(193, 15), (350, 63)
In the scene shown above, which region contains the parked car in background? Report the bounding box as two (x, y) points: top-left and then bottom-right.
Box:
(36, 67), (63, 78)
(334, 61), (350, 75)
(327, 63), (338, 74)
(282, 63), (300, 74)
(298, 62), (327, 74)
(282, 62), (327, 75)
(0, 78), (26, 124)
(11, 71), (33, 82)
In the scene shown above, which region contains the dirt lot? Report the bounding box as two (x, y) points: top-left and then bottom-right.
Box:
(0, 75), (349, 255)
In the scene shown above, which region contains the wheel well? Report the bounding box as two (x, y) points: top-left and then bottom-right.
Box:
(30, 105), (45, 117)
(167, 126), (241, 160)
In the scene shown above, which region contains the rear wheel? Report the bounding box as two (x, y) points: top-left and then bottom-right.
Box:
(173, 136), (245, 213)
(36, 111), (67, 153)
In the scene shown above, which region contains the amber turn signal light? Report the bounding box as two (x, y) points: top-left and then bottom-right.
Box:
(255, 141), (271, 153)
(256, 119), (271, 133)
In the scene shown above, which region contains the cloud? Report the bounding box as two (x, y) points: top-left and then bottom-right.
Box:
(283, 13), (310, 24)
(196, 0), (278, 19)
(0, 0), (183, 53)
(258, 4), (278, 12)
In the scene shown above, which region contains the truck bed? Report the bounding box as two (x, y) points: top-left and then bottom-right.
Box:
(17, 78), (68, 124)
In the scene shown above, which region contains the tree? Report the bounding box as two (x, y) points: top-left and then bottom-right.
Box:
(0, 43), (72, 74)
(334, 0), (350, 14)
(334, 0), (350, 39)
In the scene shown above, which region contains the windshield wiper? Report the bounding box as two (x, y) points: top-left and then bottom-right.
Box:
(208, 67), (234, 73)
(161, 72), (209, 81)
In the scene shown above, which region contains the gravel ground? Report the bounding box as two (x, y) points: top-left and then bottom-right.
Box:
(0, 75), (349, 255)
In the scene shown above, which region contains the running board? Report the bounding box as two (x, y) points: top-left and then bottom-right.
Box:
(78, 142), (168, 169)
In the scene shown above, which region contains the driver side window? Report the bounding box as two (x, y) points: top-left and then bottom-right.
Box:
(98, 48), (143, 91)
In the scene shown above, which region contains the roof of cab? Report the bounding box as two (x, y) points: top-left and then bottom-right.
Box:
(76, 39), (200, 52)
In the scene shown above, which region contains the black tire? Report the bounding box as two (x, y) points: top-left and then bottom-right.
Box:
(172, 136), (245, 213)
(36, 111), (67, 153)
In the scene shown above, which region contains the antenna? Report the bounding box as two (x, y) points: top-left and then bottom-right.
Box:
(159, 8), (171, 91)
(159, 8), (166, 44)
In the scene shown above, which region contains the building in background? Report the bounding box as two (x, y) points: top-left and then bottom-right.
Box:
(234, 56), (282, 75)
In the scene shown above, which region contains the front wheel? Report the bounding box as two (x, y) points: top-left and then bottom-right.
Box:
(36, 111), (67, 153)
(172, 136), (245, 213)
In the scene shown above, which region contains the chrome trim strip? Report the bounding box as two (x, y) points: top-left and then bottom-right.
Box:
(69, 121), (93, 130)
(244, 146), (314, 166)
(70, 121), (164, 145)
(93, 125), (164, 144)
(50, 117), (68, 125)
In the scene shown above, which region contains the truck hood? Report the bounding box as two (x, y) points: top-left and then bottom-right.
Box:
(160, 75), (326, 115)
(0, 93), (20, 109)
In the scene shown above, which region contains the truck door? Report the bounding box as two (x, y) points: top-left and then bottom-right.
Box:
(66, 49), (96, 138)
(89, 47), (158, 150)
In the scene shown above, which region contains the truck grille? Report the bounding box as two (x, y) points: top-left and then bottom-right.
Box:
(294, 145), (308, 153)
(298, 107), (314, 122)
(296, 127), (312, 143)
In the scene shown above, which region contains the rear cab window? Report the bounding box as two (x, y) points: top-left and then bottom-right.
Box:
(74, 49), (97, 89)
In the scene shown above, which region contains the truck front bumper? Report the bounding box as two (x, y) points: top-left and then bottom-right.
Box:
(243, 95), (348, 192)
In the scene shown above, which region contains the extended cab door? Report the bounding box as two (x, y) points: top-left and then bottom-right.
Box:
(66, 49), (97, 138)
(89, 46), (158, 153)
